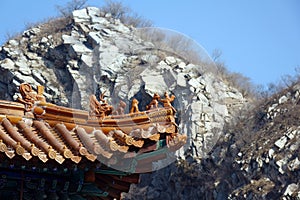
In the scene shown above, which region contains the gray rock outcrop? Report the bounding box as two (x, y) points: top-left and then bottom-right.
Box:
(0, 7), (246, 162)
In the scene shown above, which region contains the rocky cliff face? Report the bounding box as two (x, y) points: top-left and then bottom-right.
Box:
(1, 6), (297, 200)
(228, 84), (300, 199)
(123, 83), (300, 200)
(0, 7), (246, 162)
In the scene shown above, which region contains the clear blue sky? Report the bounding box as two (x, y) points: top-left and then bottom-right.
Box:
(0, 0), (299, 86)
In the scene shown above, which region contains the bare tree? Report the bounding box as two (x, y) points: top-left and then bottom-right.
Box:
(123, 13), (152, 28)
(56, 0), (88, 17)
(211, 49), (222, 62)
(100, 0), (129, 19)
(100, 0), (152, 27)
